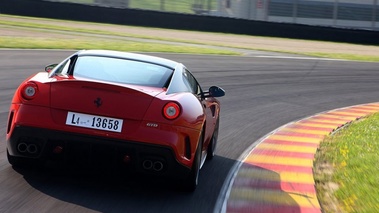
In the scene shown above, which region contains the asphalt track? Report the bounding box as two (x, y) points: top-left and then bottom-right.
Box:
(1, 50), (379, 213)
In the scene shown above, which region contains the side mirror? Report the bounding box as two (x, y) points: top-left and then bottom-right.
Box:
(205, 86), (225, 98)
(45, 64), (58, 73)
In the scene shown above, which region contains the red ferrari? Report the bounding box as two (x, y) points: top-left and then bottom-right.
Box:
(6, 50), (224, 191)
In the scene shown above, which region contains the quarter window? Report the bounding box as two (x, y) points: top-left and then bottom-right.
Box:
(53, 59), (71, 75)
(183, 69), (202, 96)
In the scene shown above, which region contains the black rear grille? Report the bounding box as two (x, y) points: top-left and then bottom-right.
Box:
(9, 126), (192, 179)
(46, 140), (137, 170)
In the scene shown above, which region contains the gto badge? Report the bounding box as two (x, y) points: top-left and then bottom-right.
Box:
(146, 123), (158, 128)
(94, 97), (102, 108)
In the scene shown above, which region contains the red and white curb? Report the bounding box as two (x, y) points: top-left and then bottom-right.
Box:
(218, 102), (379, 213)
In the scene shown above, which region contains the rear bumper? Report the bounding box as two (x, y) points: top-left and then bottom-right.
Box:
(7, 125), (191, 179)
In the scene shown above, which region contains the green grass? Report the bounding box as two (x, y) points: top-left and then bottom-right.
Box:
(314, 113), (379, 212)
(0, 17), (235, 48)
(1, 14), (379, 61)
(307, 53), (379, 63)
(0, 19), (162, 40)
(0, 36), (237, 55)
(130, 0), (195, 13)
(0, 18), (239, 55)
(57, 0), (217, 13)
(130, 0), (217, 13)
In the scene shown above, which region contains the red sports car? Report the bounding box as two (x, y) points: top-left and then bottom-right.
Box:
(6, 50), (224, 191)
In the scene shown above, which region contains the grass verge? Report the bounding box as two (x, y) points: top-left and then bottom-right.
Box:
(0, 16), (239, 55)
(314, 113), (379, 212)
(307, 53), (379, 63)
(0, 36), (238, 55)
(1, 14), (379, 61)
(58, 0), (217, 14)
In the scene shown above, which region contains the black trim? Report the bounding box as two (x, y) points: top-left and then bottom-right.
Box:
(7, 126), (191, 179)
(6, 111), (14, 134)
(184, 136), (191, 159)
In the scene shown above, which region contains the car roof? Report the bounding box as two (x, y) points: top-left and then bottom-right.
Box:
(77, 50), (179, 69)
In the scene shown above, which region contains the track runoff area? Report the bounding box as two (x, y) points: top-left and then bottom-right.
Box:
(219, 102), (379, 213)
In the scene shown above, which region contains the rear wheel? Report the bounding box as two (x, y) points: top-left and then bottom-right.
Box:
(183, 132), (203, 192)
(207, 118), (219, 160)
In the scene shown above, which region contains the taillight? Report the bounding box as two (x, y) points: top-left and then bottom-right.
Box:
(163, 102), (181, 120)
(20, 82), (38, 100)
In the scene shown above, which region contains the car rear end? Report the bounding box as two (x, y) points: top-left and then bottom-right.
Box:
(6, 51), (203, 182)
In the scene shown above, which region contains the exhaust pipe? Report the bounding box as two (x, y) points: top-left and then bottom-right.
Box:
(17, 143), (39, 154)
(142, 160), (153, 170)
(27, 144), (38, 154)
(142, 159), (164, 172)
(17, 143), (28, 153)
(153, 161), (164, 172)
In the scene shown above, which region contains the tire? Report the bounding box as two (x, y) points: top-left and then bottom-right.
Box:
(183, 132), (203, 192)
(207, 118), (219, 160)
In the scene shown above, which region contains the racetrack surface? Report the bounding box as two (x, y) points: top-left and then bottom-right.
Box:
(1, 50), (379, 213)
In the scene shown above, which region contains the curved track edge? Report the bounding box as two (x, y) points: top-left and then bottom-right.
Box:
(215, 102), (379, 213)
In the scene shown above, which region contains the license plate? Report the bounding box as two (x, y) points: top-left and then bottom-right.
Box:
(65, 112), (123, 133)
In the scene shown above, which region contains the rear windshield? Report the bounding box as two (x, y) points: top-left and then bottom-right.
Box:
(73, 56), (173, 88)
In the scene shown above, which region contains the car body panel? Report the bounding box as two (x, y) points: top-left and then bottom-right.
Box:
(6, 50), (223, 189)
(50, 80), (158, 120)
